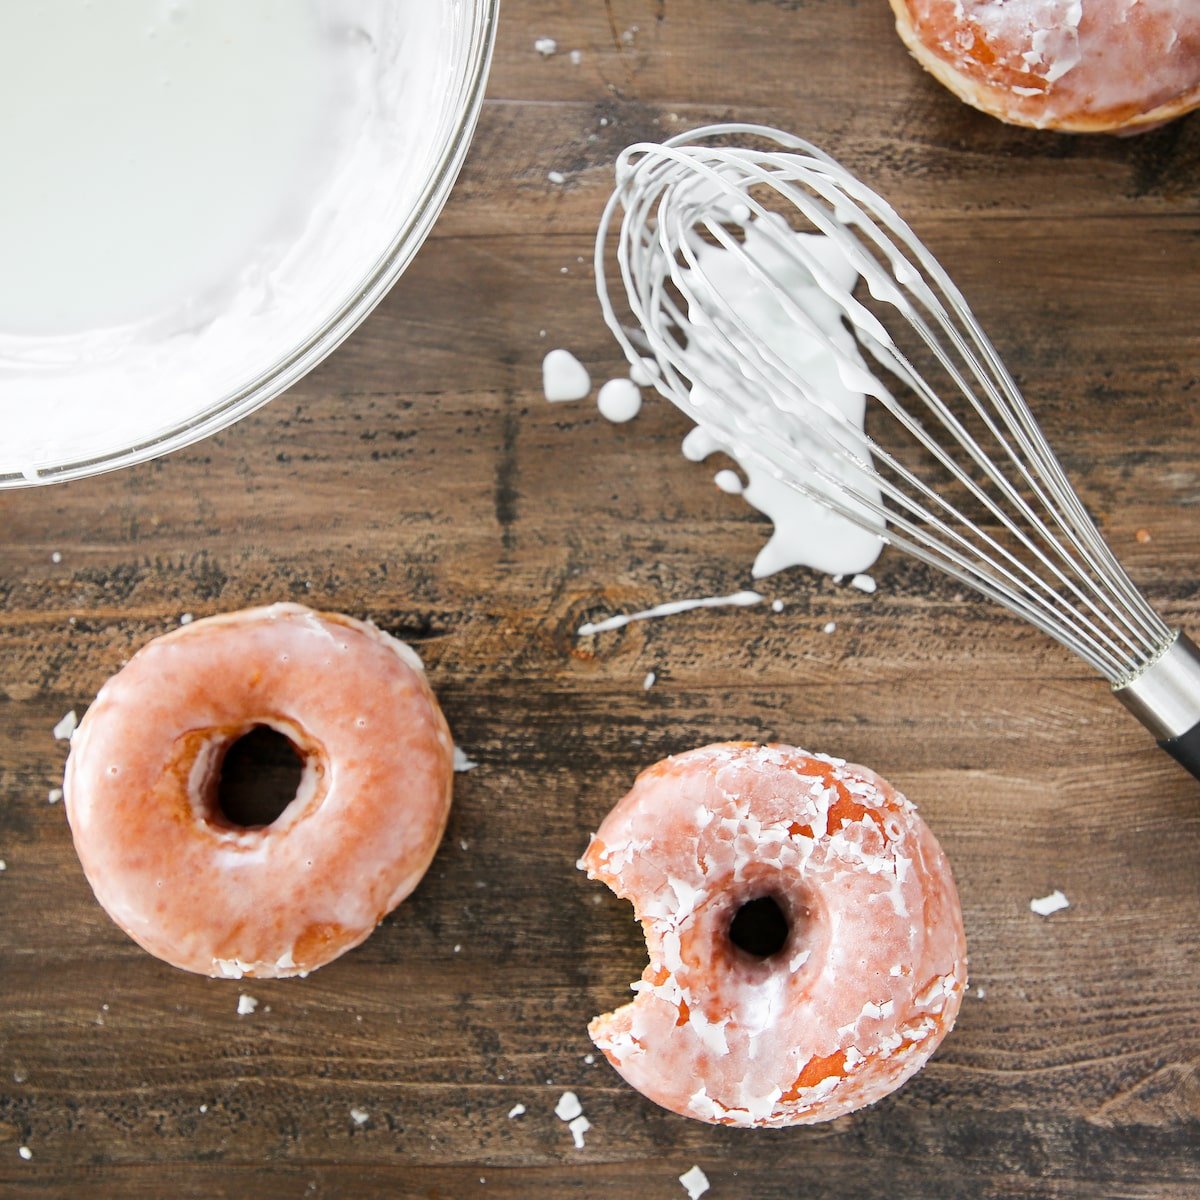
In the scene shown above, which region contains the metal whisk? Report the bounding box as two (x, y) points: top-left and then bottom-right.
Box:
(595, 123), (1200, 779)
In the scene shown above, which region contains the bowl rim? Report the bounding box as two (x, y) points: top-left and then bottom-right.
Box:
(3, 0), (501, 491)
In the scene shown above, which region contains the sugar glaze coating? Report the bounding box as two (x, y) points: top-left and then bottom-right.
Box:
(580, 743), (967, 1127)
(64, 603), (453, 978)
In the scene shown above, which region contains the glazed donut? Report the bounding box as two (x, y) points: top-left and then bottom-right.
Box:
(579, 743), (967, 1127)
(64, 603), (453, 978)
(889, 0), (1200, 133)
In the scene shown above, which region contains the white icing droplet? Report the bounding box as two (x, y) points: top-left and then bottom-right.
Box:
(547, 170), (566, 185)
(350, 1107), (370, 1126)
(850, 573), (876, 594)
(47, 788), (63, 805)
(507, 1103), (526, 1119)
(643, 671), (656, 690)
(679, 1166), (710, 1199)
(713, 468), (743, 494)
(597, 378), (642, 423)
(236, 993), (258, 1016)
(53, 710), (77, 741)
(533, 36), (557, 56)
(554, 1091), (582, 1121)
(543, 349), (591, 402)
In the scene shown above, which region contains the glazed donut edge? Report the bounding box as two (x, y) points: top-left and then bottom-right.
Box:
(579, 742), (968, 1127)
(888, 0), (1200, 133)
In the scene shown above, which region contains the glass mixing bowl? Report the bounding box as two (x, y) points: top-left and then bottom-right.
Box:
(0, 0), (498, 489)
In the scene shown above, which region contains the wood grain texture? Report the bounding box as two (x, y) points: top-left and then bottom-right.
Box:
(2, 1), (1199, 1196)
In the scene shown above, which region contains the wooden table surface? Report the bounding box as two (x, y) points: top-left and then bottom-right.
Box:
(3, 3), (1199, 1197)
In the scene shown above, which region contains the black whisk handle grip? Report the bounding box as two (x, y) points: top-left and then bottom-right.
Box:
(1158, 723), (1200, 781)
(1114, 630), (1200, 782)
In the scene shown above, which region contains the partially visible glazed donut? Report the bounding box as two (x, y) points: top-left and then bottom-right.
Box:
(889, 0), (1200, 133)
(64, 603), (453, 978)
(579, 743), (967, 1127)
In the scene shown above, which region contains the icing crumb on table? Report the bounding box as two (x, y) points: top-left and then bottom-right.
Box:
(679, 1165), (710, 1199)
(1030, 889), (1069, 916)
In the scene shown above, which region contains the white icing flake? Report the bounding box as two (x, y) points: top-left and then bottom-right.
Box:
(547, 170), (566, 185)
(543, 349), (591, 402)
(679, 1165), (710, 1199)
(236, 993), (259, 1016)
(642, 670), (656, 690)
(453, 745), (479, 773)
(1030, 888), (1069, 916)
(850, 573), (876, 594)
(567, 1114), (590, 1148)
(47, 788), (63, 805)
(18, 1146), (32, 1161)
(554, 1091), (583, 1121)
(53, 710), (77, 740)
(533, 36), (557, 56)
(350, 1107), (370, 1125)
(507, 1103), (526, 1119)
(822, 621), (837, 634)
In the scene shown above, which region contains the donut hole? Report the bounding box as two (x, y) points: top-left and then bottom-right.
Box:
(217, 726), (305, 828)
(728, 895), (790, 959)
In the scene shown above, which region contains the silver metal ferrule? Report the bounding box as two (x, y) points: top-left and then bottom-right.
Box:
(1113, 631), (1200, 741)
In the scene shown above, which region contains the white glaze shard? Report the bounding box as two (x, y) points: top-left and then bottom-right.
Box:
(507, 1102), (526, 1119)
(543, 349), (591, 402)
(18, 1147), (32, 1161)
(350, 1106), (370, 1125)
(47, 788), (63, 805)
(578, 591), (764, 636)
(643, 671), (656, 691)
(453, 746), (479, 773)
(1030, 889), (1069, 916)
(236, 993), (259, 1016)
(533, 36), (558, 56)
(53, 711), (77, 741)
(679, 1166), (710, 1199)
(554, 1090), (583, 1121)
(567, 1114), (590, 1148)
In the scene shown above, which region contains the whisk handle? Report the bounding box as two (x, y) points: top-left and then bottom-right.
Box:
(1114, 631), (1200, 781)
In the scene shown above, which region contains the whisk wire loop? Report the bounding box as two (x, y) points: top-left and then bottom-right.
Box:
(596, 123), (1175, 688)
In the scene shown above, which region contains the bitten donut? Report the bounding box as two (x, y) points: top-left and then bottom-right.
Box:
(64, 603), (453, 978)
(579, 743), (967, 1127)
(889, 0), (1200, 133)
